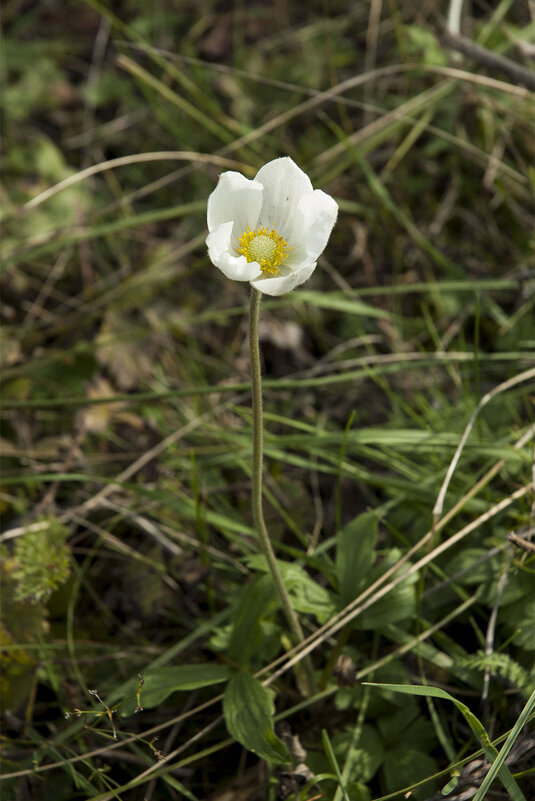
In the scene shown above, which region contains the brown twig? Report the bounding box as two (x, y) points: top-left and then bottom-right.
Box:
(440, 28), (535, 92)
(507, 529), (535, 554)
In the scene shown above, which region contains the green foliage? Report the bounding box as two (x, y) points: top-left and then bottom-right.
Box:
(332, 724), (384, 783)
(472, 691), (535, 801)
(0, 560), (49, 710)
(365, 683), (528, 801)
(381, 746), (439, 800)
(227, 573), (280, 666)
(12, 518), (71, 603)
(223, 671), (290, 765)
(2, 41), (65, 122)
(353, 548), (418, 630)
(501, 596), (535, 651)
(118, 664), (231, 716)
(247, 555), (336, 624)
(1, 0), (534, 798)
(335, 511), (378, 607)
(456, 650), (534, 696)
(403, 24), (447, 66)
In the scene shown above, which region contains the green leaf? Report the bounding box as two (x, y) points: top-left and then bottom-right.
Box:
(404, 24), (447, 66)
(444, 547), (500, 585)
(472, 690), (535, 801)
(228, 574), (279, 666)
(283, 563), (336, 624)
(223, 671), (290, 765)
(381, 746), (438, 800)
(335, 512), (378, 607)
(500, 596), (535, 650)
(118, 664), (231, 715)
(364, 683), (527, 801)
(354, 549), (417, 629)
(246, 556), (336, 624)
(332, 723), (384, 783)
(377, 698), (421, 742)
(322, 728), (351, 801)
(295, 290), (391, 319)
(441, 775), (460, 794)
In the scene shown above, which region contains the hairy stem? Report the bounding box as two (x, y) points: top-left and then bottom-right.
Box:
(249, 287), (314, 694)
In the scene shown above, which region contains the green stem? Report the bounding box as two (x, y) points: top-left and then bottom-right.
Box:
(249, 288), (314, 694)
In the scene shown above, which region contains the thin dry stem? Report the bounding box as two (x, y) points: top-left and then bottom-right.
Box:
(23, 152), (251, 212)
(433, 367), (535, 522)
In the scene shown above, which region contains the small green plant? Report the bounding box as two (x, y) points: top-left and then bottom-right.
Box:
(12, 517), (71, 603)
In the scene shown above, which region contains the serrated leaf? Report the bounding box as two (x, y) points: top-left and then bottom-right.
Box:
(336, 512), (378, 607)
(223, 671), (290, 765)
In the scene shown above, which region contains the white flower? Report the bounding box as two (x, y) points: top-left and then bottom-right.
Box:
(206, 157), (338, 296)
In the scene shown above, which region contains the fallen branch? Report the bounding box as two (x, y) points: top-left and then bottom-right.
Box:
(440, 28), (535, 92)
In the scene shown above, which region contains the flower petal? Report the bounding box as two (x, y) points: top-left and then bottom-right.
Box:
(255, 157), (313, 238)
(295, 189), (339, 262)
(207, 222), (262, 282)
(206, 157), (338, 295)
(251, 261), (317, 297)
(207, 171), (263, 236)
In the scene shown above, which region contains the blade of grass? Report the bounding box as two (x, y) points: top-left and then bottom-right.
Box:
(116, 55), (236, 144)
(473, 691), (535, 801)
(2, 351), (532, 408)
(363, 683), (527, 801)
(322, 729), (351, 801)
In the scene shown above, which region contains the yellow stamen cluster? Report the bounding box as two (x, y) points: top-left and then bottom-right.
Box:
(237, 226), (290, 276)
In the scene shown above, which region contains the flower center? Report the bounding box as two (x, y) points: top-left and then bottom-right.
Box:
(237, 226), (290, 276)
